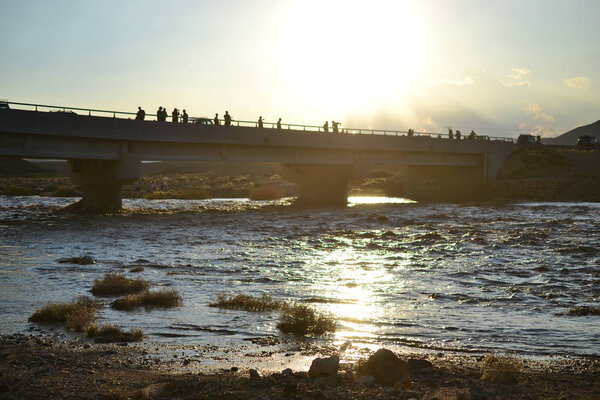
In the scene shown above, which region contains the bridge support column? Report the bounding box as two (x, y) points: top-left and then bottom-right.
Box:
(286, 164), (350, 206)
(68, 155), (140, 212)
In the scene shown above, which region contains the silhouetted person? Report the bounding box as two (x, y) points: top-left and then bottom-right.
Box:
(182, 109), (188, 124)
(277, 118), (281, 130)
(158, 106), (167, 122)
(332, 121), (340, 133)
(172, 108), (179, 123)
(408, 128), (414, 137)
(258, 116), (263, 128)
(448, 128), (453, 139)
(136, 106), (145, 120)
(156, 107), (163, 121)
(468, 130), (476, 139)
(224, 111), (232, 126)
(456, 130), (461, 140)
(323, 121), (329, 133)
(214, 113), (220, 125)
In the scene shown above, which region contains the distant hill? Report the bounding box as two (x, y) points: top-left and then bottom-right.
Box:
(545, 120), (600, 146)
(0, 158), (56, 176)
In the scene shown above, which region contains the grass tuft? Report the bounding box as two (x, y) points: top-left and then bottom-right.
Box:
(481, 353), (523, 384)
(90, 273), (150, 296)
(86, 323), (144, 343)
(276, 303), (337, 336)
(29, 297), (100, 331)
(111, 289), (182, 311)
(209, 293), (285, 312)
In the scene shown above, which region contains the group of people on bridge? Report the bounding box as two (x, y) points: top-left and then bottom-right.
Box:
(135, 106), (188, 124)
(447, 128), (478, 140)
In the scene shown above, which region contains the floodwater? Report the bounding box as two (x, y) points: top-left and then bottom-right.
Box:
(0, 195), (598, 357)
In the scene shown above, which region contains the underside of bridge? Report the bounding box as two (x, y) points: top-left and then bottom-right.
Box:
(284, 164), (352, 206)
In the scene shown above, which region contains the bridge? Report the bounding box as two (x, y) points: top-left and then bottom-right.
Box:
(0, 101), (515, 211)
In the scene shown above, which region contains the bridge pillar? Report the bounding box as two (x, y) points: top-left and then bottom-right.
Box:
(67, 155), (140, 212)
(286, 164), (350, 206)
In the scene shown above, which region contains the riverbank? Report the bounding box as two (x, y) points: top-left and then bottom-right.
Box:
(1, 333), (598, 400)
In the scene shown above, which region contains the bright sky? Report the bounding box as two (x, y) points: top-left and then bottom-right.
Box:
(1, 0), (599, 137)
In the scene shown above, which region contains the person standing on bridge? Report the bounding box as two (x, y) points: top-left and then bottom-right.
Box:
(182, 109), (188, 124)
(323, 121), (329, 133)
(332, 121), (340, 133)
(448, 128), (453, 139)
(468, 130), (476, 139)
(172, 108), (179, 123)
(214, 113), (220, 125)
(277, 118), (282, 130)
(258, 116), (263, 128)
(224, 111), (232, 126)
(136, 107), (145, 121)
(156, 107), (163, 121)
(456, 130), (461, 140)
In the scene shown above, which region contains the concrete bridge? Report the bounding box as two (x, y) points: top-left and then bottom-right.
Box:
(0, 102), (515, 211)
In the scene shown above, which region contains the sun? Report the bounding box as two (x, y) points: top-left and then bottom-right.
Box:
(279, 0), (427, 118)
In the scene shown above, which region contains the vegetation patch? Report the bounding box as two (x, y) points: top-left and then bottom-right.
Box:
(112, 289), (182, 311)
(90, 273), (150, 296)
(209, 293), (286, 312)
(481, 353), (523, 384)
(248, 184), (285, 200)
(276, 303), (337, 336)
(29, 297), (101, 331)
(86, 323), (144, 343)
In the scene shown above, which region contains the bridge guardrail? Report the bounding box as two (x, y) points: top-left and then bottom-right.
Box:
(2, 100), (514, 143)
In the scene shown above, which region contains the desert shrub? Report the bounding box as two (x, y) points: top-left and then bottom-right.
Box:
(86, 323), (144, 343)
(112, 289), (182, 311)
(209, 293), (285, 312)
(3, 185), (33, 196)
(52, 185), (79, 197)
(277, 303), (337, 336)
(248, 184), (285, 200)
(90, 273), (150, 296)
(29, 297), (100, 331)
(481, 353), (523, 384)
(175, 189), (211, 200)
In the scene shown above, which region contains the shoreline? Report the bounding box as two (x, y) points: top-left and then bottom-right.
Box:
(1, 333), (598, 400)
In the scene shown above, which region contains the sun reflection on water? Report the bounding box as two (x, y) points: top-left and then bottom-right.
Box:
(348, 196), (415, 206)
(313, 245), (400, 340)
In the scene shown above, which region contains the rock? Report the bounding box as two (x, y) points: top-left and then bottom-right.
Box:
(230, 366), (238, 372)
(408, 358), (434, 372)
(359, 348), (411, 386)
(357, 375), (375, 385)
(133, 383), (166, 400)
(293, 371), (309, 379)
(313, 377), (329, 387)
(339, 341), (352, 352)
(469, 387), (497, 400)
(282, 382), (297, 396)
(249, 368), (261, 381)
(282, 368), (293, 376)
(182, 358), (190, 366)
(308, 355), (339, 379)
(58, 255), (96, 265)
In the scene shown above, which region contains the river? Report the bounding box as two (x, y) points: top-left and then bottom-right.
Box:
(0, 196), (598, 357)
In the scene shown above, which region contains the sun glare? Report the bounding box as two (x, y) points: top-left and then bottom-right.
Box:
(281, 1), (427, 117)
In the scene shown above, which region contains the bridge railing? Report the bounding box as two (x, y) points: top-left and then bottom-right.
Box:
(2, 100), (514, 142)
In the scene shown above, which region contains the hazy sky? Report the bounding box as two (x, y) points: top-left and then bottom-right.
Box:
(1, 0), (599, 137)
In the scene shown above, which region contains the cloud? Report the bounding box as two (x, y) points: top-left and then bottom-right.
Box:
(563, 76), (591, 89)
(524, 102), (554, 122)
(529, 125), (558, 138)
(430, 77), (474, 86)
(501, 68), (531, 87)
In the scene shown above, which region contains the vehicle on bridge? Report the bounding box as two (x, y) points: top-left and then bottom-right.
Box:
(576, 135), (598, 149)
(192, 117), (214, 125)
(517, 134), (541, 146)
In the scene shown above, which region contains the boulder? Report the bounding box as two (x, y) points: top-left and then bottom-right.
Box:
(308, 355), (339, 379)
(408, 358), (434, 372)
(58, 255), (96, 265)
(360, 348), (410, 386)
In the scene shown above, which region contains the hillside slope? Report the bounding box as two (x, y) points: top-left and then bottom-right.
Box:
(545, 119), (600, 145)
